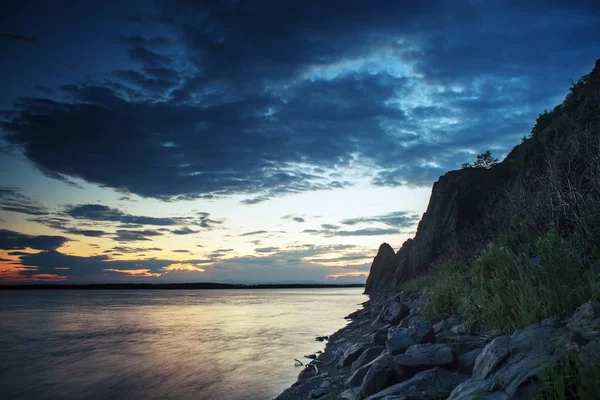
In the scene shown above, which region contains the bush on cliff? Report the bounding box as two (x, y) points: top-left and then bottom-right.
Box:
(460, 150), (499, 169)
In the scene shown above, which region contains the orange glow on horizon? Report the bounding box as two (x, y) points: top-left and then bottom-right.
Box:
(104, 269), (161, 277)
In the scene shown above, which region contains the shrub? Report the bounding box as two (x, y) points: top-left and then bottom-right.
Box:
(418, 260), (470, 322)
(461, 150), (499, 169)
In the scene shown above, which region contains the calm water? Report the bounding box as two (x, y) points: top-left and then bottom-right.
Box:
(0, 288), (366, 400)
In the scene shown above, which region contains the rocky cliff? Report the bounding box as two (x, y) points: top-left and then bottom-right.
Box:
(365, 58), (600, 294)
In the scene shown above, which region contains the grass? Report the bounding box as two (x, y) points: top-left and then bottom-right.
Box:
(536, 346), (600, 400)
(411, 213), (600, 333)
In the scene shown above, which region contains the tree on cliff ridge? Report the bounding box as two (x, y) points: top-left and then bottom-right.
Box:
(461, 150), (499, 169)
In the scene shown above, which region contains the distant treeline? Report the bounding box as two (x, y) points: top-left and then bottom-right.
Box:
(0, 282), (365, 290)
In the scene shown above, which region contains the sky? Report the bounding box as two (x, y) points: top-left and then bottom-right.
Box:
(0, 0), (599, 284)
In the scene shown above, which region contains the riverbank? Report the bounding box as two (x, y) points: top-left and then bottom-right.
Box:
(275, 290), (600, 399)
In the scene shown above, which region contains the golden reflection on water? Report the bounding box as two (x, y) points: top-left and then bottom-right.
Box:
(0, 288), (366, 400)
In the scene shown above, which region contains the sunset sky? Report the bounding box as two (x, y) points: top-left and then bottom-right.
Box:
(1, 0), (599, 283)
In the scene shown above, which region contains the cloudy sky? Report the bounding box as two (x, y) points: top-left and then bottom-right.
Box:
(0, 0), (598, 284)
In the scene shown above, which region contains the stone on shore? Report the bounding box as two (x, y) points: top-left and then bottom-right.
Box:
(338, 343), (369, 367)
(359, 353), (401, 397)
(457, 348), (483, 371)
(393, 343), (455, 367)
(351, 346), (385, 372)
(364, 367), (468, 400)
(386, 327), (415, 355)
(472, 336), (510, 380)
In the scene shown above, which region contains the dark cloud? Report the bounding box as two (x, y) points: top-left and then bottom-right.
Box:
(172, 249), (190, 253)
(172, 227), (198, 235)
(0, 186), (48, 215)
(321, 224), (339, 230)
(8, 251), (31, 256)
(2, 0), (599, 203)
(31, 216), (109, 238)
(114, 229), (163, 242)
(333, 228), (400, 237)
(282, 215), (305, 223)
(254, 247), (279, 253)
(67, 229), (106, 237)
(308, 254), (371, 263)
(240, 230), (268, 237)
(303, 227), (400, 237)
(104, 246), (162, 254)
(341, 211), (420, 229)
(210, 248), (234, 258)
(116, 35), (170, 48)
(66, 204), (180, 226)
(16, 251), (210, 277)
(0, 33), (37, 43)
(0, 229), (68, 251)
(6, 240), (370, 283)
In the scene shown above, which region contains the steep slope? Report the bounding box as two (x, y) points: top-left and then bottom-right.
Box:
(365, 58), (600, 294)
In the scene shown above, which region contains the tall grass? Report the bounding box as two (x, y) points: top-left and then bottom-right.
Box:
(415, 219), (600, 333)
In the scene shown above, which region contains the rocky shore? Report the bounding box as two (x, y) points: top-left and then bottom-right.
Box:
(275, 58), (600, 400)
(275, 291), (600, 400)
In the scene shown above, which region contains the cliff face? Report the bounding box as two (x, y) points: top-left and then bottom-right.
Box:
(365, 58), (600, 294)
(364, 243), (398, 293)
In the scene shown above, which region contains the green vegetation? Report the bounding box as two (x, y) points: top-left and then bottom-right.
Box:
(536, 346), (600, 400)
(417, 222), (600, 333)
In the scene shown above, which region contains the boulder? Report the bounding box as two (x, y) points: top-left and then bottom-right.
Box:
(447, 378), (504, 400)
(338, 343), (369, 368)
(351, 346), (385, 373)
(410, 317), (436, 344)
(433, 320), (450, 334)
(360, 353), (401, 397)
(347, 362), (373, 387)
(384, 302), (410, 325)
(386, 327), (415, 355)
(364, 367), (468, 400)
(436, 334), (487, 355)
(457, 348), (483, 372)
(472, 336), (510, 380)
(448, 320), (586, 399)
(393, 343), (455, 367)
(371, 327), (390, 346)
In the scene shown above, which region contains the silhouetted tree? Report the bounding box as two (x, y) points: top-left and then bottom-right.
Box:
(461, 151), (499, 169)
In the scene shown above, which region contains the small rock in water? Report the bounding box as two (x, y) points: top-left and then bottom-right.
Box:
(315, 335), (329, 342)
(304, 354), (317, 359)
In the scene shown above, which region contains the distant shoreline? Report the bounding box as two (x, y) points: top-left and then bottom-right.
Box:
(0, 283), (365, 290)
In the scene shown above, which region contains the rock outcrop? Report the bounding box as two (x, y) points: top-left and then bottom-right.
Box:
(365, 57), (600, 294)
(365, 243), (398, 293)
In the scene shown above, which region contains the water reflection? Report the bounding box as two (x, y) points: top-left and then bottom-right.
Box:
(0, 288), (366, 400)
